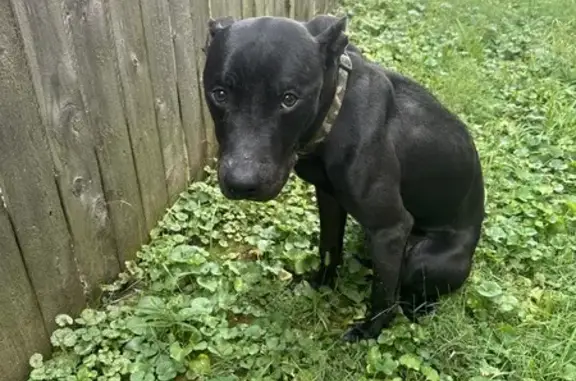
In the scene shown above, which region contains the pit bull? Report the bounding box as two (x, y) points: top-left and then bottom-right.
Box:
(202, 14), (485, 341)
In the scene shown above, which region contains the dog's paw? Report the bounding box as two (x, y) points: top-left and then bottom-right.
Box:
(401, 302), (437, 323)
(341, 322), (375, 342)
(307, 270), (337, 290)
(288, 271), (333, 291)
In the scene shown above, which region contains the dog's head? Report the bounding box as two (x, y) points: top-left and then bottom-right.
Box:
(202, 15), (348, 202)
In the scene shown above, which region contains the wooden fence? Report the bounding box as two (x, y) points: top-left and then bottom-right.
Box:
(0, 0), (338, 379)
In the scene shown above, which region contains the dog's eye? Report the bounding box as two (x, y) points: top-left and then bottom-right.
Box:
(281, 93), (299, 109)
(211, 88), (228, 104)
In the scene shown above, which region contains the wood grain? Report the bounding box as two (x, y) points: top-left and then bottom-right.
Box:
(0, 0), (85, 331)
(11, 0), (121, 301)
(193, 0), (218, 163)
(286, 0), (296, 18)
(294, 0), (314, 20)
(108, 0), (169, 231)
(254, 0), (270, 15)
(141, 0), (190, 203)
(242, 0), (255, 18)
(62, 0), (147, 264)
(274, 0), (286, 16)
(210, 0), (242, 19)
(169, 0), (207, 180)
(0, 189), (51, 381)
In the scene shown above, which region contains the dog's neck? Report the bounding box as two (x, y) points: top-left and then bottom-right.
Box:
(297, 52), (353, 156)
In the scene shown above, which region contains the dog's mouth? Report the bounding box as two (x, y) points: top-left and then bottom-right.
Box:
(218, 154), (298, 202)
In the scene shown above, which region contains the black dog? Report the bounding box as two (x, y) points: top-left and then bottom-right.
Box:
(202, 14), (485, 341)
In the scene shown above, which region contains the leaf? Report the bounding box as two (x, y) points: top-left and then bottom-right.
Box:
(246, 343), (260, 355)
(74, 341), (95, 356)
(497, 294), (519, 312)
(179, 297), (214, 318)
(562, 364), (576, 381)
(379, 352), (399, 375)
(169, 245), (207, 265)
(476, 280), (503, 299)
(266, 337), (280, 350)
(79, 309), (107, 326)
(170, 341), (195, 363)
(102, 328), (121, 338)
(341, 287), (365, 304)
(278, 268), (293, 282)
(51, 328), (77, 348)
(126, 317), (149, 335)
(55, 314), (74, 327)
(399, 353), (422, 370)
(130, 370), (155, 381)
(29, 353), (43, 369)
(421, 365), (441, 381)
(294, 258), (308, 275)
(175, 212), (188, 222)
(485, 226), (506, 242)
(549, 159), (568, 171)
(137, 296), (166, 311)
(155, 355), (178, 381)
(197, 276), (219, 292)
(188, 354), (211, 376)
(367, 347), (398, 376)
(29, 369), (46, 380)
(169, 342), (186, 363)
(243, 324), (265, 338)
(233, 277), (246, 292)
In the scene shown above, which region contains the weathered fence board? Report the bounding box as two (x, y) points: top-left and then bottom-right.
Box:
(286, 0), (295, 18)
(251, 0), (289, 17)
(294, 0), (315, 20)
(169, 0), (207, 180)
(11, 0), (121, 300)
(274, 0), (286, 16)
(0, 0), (85, 331)
(195, 0), (218, 161)
(211, 0), (243, 19)
(63, 0), (147, 264)
(318, 0), (336, 14)
(141, 0), (190, 202)
(0, 197), (50, 381)
(108, 0), (169, 231)
(242, 0), (255, 17)
(254, 0), (269, 15)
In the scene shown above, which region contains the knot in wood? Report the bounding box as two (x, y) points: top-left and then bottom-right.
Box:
(72, 176), (86, 197)
(130, 53), (139, 67)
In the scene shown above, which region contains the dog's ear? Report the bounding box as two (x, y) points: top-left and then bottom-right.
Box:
(208, 16), (235, 37)
(315, 16), (349, 62)
(203, 16), (235, 54)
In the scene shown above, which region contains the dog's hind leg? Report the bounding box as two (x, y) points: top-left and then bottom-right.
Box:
(309, 187), (347, 289)
(353, 226), (426, 269)
(399, 226), (480, 321)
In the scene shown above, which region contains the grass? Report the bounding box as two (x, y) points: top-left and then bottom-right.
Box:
(28, 0), (576, 380)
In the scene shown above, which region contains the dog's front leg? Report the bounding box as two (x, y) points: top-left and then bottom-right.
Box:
(309, 187), (347, 289)
(343, 216), (412, 341)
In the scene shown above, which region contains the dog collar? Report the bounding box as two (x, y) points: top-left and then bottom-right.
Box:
(297, 52), (353, 155)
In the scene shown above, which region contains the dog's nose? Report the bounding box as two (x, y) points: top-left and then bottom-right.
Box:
(225, 170), (260, 197)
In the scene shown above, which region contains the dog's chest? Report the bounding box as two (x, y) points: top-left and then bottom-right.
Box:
(293, 155), (333, 193)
